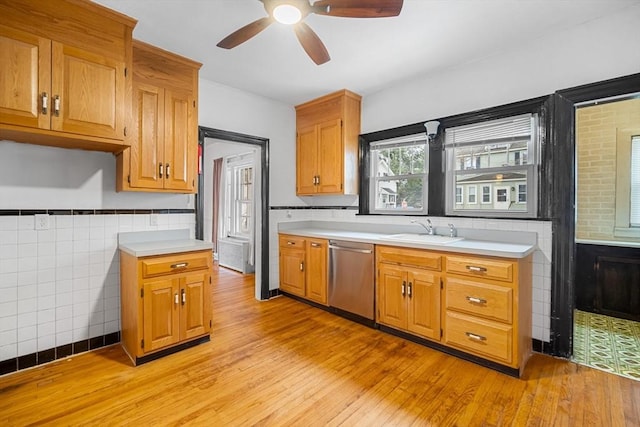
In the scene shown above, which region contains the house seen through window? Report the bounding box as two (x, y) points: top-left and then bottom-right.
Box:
(445, 113), (539, 217)
(370, 134), (428, 214)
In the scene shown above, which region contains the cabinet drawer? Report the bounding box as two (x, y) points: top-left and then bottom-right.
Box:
(141, 251), (211, 278)
(279, 235), (306, 249)
(444, 311), (513, 365)
(445, 278), (513, 323)
(377, 246), (442, 271)
(446, 255), (514, 283)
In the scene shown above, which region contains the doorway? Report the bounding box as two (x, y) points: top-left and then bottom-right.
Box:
(196, 127), (270, 301)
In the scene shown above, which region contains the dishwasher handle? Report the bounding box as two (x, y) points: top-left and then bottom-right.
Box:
(329, 245), (373, 254)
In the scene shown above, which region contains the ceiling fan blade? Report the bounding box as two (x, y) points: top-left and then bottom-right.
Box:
(293, 22), (330, 65)
(313, 0), (403, 18)
(217, 17), (274, 49)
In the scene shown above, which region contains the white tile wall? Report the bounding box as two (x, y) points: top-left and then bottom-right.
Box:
(270, 209), (553, 343)
(0, 213), (195, 361)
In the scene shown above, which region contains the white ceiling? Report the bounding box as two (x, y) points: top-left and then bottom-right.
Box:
(94, 0), (639, 106)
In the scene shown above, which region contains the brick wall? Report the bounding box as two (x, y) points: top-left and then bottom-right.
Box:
(576, 98), (640, 240)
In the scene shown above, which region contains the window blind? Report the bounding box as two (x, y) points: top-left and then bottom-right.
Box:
(631, 136), (640, 226)
(371, 133), (427, 150)
(445, 114), (533, 146)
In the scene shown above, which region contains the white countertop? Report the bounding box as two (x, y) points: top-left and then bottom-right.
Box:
(118, 229), (213, 257)
(279, 227), (536, 258)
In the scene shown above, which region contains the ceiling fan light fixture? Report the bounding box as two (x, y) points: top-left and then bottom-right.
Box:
(273, 4), (302, 25)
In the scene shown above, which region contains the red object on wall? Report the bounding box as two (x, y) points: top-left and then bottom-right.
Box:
(198, 144), (202, 174)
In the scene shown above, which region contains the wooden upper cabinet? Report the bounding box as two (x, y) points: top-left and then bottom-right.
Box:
(117, 41), (201, 194)
(0, 0), (135, 152)
(295, 90), (361, 196)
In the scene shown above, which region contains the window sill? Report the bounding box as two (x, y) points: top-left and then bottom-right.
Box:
(613, 227), (640, 239)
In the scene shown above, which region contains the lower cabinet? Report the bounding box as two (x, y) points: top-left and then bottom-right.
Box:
(378, 262), (441, 341)
(278, 234), (328, 305)
(120, 249), (212, 365)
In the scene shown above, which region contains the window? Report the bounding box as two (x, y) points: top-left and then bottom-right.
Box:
(615, 133), (640, 236)
(224, 155), (254, 238)
(370, 134), (428, 214)
(518, 184), (527, 203)
(455, 186), (463, 204)
(482, 185), (491, 203)
(468, 186), (477, 204)
(445, 113), (539, 217)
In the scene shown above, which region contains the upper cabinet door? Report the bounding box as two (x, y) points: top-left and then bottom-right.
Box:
(296, 125), (318, 195)
(164, 90), (194, 191)
(51, 42), (125, 140)
(316, 119), (343, 194)
(0, 25), (51, 130)
(129, 82), (164, 190)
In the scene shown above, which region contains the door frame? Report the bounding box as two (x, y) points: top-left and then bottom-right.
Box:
(196, 126), (270, 300)
(549, 73), (640, 357)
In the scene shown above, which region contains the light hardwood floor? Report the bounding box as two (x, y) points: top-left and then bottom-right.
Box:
(1, 265), (639, 426)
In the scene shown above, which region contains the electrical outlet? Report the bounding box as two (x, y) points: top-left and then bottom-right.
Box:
(35, 214), (50, 230)
(150, 214), (159, 226)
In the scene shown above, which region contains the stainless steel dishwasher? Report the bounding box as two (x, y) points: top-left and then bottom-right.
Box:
(328, 240), (375, 320)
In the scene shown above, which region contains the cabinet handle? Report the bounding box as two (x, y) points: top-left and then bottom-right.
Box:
(466, 296), (487, 304)
(166, 163), (170, 178)
(181, 289), (186, 305)
(466, 265), (487, 273)
(171, 262), (188, 269)
(312, 176), (317, 185)
(174, 293), (179, 305)
(310, 242), (321, 248)
(401, 281), (406, 296)
(408, 282), (412, 298)
(465, 332), (487, 342)
(316, 175), (320, 185)
(299, 261), (304, 272)
(53, 95), (60, 117)
(159, 163), (163, 178)
(287, 241), (295, 245)
(41, 92), (48, 115)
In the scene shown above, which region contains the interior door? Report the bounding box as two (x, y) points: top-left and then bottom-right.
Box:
(0, 25), (50, 130)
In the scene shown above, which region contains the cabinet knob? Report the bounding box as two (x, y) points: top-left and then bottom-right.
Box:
(466, 296), (487, 304)
(465, 332), (487, 342)
(53, 95), (60, 117)
(41, 92), (48, 115)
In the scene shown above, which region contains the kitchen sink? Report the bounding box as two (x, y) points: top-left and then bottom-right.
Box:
(382, 233), (464, 245)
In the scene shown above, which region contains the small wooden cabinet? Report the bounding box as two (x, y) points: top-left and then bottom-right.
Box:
(120, 249), (212, 365)
(443, 253), (532, 376)
(295, 90), (361, 196)
(278, 234), (328, 305)
(117, 40), (201, 193)
(377, 246), (442, 341)
(0, 0), (134, 152)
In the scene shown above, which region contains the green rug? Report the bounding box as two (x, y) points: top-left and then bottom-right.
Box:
(573, 310), (640, 381)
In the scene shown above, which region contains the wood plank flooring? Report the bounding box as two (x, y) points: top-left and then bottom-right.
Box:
(1, 265), (639, 426)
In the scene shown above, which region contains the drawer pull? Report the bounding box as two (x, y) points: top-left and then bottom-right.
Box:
(310, 242), (321, 248)
(466, 296), (487, 304)
(171, 262), (189, 269)
(466, 265), (487, 273)
(465, 332), (487, 342)
(287, 241), (296, 245)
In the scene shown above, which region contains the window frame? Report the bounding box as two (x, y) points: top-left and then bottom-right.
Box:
(468, 185), (477, 204)
(614, 130), (640, 238)
(444, 113), (540, 218)
(224, 155), (254, 239)
(368, 133), (430, 215)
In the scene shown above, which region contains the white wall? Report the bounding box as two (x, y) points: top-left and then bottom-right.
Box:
(361, 4), (640, 133)
(198, 79), (301, 207)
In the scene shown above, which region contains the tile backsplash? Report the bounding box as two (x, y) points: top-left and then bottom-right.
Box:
(270, 208), (552, 343)
(0, 211), (195, 370)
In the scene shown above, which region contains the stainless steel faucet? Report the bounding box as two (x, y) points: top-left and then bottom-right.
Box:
(411, 219), (434, 235)
(448, 223), (457, 237)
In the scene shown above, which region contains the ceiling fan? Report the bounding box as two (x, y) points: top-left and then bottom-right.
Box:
(216, 0), (404, 65)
